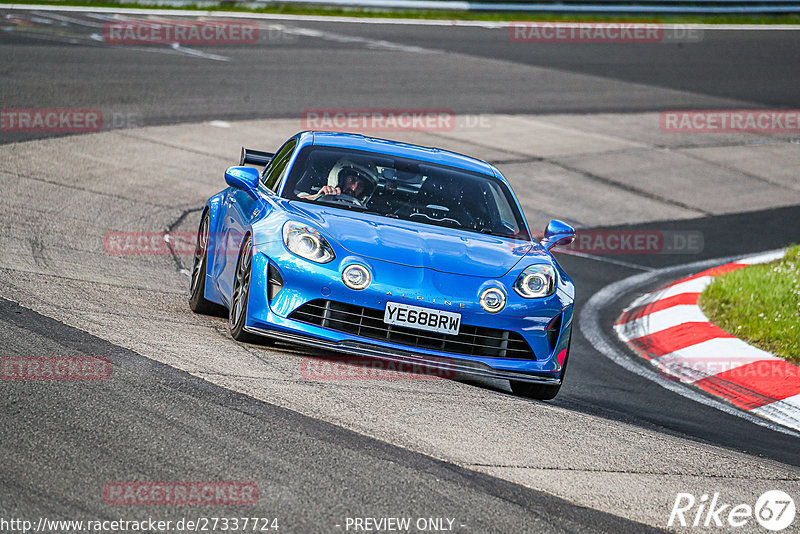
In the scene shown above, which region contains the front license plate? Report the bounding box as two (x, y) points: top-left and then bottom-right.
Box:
(384, 302), (461, 335)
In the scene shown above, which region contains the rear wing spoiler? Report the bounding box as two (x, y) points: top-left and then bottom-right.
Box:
(240, 147), (274, 167)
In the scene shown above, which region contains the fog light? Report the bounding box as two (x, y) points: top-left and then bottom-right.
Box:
(342, 264), (371, 290)
(480, 288), (506, 313)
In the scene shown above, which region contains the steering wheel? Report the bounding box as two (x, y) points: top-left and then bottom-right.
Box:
(318, 194), (364, 207)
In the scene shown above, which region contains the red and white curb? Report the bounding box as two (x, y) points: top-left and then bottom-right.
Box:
(614, 250), (800, 432)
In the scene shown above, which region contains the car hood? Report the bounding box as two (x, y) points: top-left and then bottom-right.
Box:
(288, 202), (538, 278)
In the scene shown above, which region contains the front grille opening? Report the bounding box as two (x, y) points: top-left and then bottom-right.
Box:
(267, 263), (284, 302)
(546, 312), (562, 353)
(289, 299), (535, 360)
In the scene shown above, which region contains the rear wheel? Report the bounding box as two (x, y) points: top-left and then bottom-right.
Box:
(189, 212), (224, 315)
(510, 339), (570, 400)
(229, 235), (262, 343)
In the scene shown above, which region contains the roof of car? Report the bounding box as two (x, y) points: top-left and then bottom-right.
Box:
(307, 131), (501, 179)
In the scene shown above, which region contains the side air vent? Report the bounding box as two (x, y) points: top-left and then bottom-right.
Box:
(267, 263), (284, 302)
(546, 312), (562, 353)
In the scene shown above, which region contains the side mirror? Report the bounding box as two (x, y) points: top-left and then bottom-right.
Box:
(225, 166), (260, 199)
(541, 219), (575, 251)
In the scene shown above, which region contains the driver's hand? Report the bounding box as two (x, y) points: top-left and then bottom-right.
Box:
(316, 185), (341, 197)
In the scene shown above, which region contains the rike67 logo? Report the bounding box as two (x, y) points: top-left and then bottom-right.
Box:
(668, 491), (796, 531)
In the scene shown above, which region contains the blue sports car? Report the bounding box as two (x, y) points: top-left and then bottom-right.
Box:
(189, 131), (575, 399)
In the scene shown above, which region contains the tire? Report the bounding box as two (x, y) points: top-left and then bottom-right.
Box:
(510, 380), (561, 401)
(189, 212), (225, 315)
(510, 338), (570, 401)
(228, 235), (262, 343)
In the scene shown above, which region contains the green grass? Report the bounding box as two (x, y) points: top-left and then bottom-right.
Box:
(699, 245), (800, 363)
(6, 0), (800, 25)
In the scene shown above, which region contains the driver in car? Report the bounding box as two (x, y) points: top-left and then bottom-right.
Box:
(298, 160), (377, 204)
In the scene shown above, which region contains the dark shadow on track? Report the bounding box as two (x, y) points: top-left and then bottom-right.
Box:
(0, 297), (665, 533)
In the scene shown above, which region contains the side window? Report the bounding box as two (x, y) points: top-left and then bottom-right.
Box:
(260, 139), (297, 192)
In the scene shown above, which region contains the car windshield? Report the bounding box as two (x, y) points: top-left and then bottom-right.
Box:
(282, 146), (530, 240)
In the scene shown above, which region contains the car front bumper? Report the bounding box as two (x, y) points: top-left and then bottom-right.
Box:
(245, 243), (573, 381)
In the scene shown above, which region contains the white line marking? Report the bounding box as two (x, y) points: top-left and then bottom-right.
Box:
(737, 250), (787, 264)
(554, 249), (655, 272)
(88, 33), (231, 61)
(623, 291), (658, 311)
(82, 12), (118, 21)
(751, 394), (800, 431)
(209, 120), (231, 128)
(21, 8), (439, 56)
(3, 4), (800, 30)
(616, 304), (709, 338)
(613, 323), (642, 343)
(170, 42), (230, 61)
(277, 24), (435, 53)
(580, 249), (800, 437)
(655, 357), (752, 383)
(28, 14), (55, 25)
(655, 337), (780, 382)
(657, 276), (712, 298)
(29, 9), (105, 27)
(658, 336), (780, 364)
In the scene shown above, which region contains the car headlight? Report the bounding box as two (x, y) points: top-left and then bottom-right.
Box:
(342, 264), (371, 290)
(514, 265), (556, 298)
(480, 287), (506, 313)
(282, 222), (335, 263)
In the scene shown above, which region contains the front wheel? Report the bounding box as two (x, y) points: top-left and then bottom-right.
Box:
(510, 339), (570, 400)
(510, 380), (561, 401)
(229, 235), (261, 343)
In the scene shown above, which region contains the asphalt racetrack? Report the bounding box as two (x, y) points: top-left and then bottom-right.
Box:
(1, 7), (799, 533)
